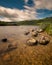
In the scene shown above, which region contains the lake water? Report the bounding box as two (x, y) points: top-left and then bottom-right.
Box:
(0, 26), (40, 43)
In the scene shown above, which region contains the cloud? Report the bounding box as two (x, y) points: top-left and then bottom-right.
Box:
(24, 0), (52, 10)
(34, 0), (52, 10)
(0, 6), (37, 22)
(24, 0), (52, 18)
(0, 0), (52, 22)
(24, 0), (52, 9)
(24, 0), (28, 4)
(0, 17), (12, 22)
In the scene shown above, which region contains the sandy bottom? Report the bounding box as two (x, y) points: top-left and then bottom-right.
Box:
(0, 26), (52, 65)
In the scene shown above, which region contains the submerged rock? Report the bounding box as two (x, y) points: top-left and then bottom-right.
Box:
(24, 31), (30, 35)
(1, 38), (7, 42)
(26, 38), (37, 46)
(8, 44), (17, 50)
(32, 29), (34, 32)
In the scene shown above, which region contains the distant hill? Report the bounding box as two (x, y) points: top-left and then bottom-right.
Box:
(0, 17), (52, 26)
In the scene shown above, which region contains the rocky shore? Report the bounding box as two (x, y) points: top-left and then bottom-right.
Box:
(25, 29), (50, 46)
(0, 26), (52, 65)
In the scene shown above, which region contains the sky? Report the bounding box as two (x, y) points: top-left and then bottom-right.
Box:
(0, 0), (52, 22)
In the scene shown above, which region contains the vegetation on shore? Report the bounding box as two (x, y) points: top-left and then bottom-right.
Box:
(0, 17), (52, 35)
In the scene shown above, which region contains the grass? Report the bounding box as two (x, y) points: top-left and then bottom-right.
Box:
(46, 24), (52, 35)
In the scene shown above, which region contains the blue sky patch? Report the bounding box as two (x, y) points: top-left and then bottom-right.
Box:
(37, 9), (52, 18)
(0, 0), (25, 9)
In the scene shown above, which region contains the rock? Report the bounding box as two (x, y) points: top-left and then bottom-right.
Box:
(38, 36), (50, 45)
(37, 29), (43, 33)
(31, 31), (38, 37)
(32, 29), (34, 32)
(44, 36), (50, 43)
(39, 40), (46, 45)
(1, 38), (7, 42)
(26, 38), (37, 46)
(24, 31), (30, 35)
(8, 44), (17, 50)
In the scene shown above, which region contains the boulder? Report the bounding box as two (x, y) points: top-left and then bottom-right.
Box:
(37, 29), (43, 33)
(31, 31), (38, 37)
(38, 36), (50, 45)
(39, 39), (46, 45)
(26, 38), (37, 46)
(44, 36), (50, 43)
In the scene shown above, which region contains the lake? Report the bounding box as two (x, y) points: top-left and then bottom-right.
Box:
(0, 26), (40, 43)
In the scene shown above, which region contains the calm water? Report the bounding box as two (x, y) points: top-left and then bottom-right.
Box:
(0, 26), (40, 43)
